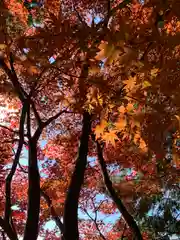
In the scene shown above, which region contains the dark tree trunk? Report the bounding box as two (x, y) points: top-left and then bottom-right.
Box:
(96, 142), (143, 240)
(23, 140), (40, 240)
(63, 112), (91, 240)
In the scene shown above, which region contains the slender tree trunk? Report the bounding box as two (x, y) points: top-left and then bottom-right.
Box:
(96, 142), (143, 240)
(23, 140), (40, 240)
(63, 112), (91, 240)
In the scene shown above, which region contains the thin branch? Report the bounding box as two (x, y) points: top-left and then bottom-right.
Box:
(40, 190), (64, 234)
(33, 109), (70, 141)
(82, 207), (106, 240)
(42, 110), (68, 128)
(0, 125), (19, 135)
(96, 141), (143, 240)
(4, 102), (28, 237)
(0, 54), (26, 102)
(18, 162), (28, 174)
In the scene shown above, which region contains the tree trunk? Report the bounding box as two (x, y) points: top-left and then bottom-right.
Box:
(96, 142), (143, 240)
(63, 112), (91, 240)
(23, 140), (40, 240)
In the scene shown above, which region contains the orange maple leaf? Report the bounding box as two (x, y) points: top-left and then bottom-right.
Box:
(123, 76), (136, 91)
(94, 120), (108, 139)
(115, 118), (127, 131)
(102, 131), (119, 146)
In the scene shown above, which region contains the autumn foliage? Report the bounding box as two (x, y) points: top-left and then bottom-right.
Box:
(0, 0), (179, 239)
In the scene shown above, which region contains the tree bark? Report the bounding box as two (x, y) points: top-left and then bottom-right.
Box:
(96, 142), (143, 240)
(63, 112), (91, 240)
(23, 139), (40, 240)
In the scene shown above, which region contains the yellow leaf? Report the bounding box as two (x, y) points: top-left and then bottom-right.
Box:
(95, 49), (106, 60)
(123, 76), (136, 91)
(126, 103), (134, 112)
(97, 94), (103, 106)
(142, 80), (152, 89)
(95, 42), (118, 63)
(0, 44), (7, 50)
(134, 133), (140, 144)
(139, 138), (148, 152)
(94, 120), (108, 139)
(115, 118), (126, 131)
(102, 131), (119, 146)
(95, 42), (108, 60)
(105, 48), (121, 65)
(150, 68), (159, 77)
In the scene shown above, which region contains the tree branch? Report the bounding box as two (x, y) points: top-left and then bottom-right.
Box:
(96, 141), (143, 240)
(63, 111), (91, 240)
(23, 129), (40, 240)
(4, 103), (28, 238)
(40, 190), (64, 234)
(0, 54), (27, 102)
(0, 125), (19, 135)
(81, 204), (106, 240)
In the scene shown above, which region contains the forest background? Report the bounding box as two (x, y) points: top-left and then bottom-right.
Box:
(0, 0), (179, 239)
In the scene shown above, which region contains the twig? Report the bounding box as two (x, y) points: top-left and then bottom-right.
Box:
(82, 207), (106, 240)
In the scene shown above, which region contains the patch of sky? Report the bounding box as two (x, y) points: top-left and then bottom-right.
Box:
(33, 22), (44, 28)
(49, 56), (56, 64)
(78, 206), (120, 225)
(11, 205), (20, 211)
(44, 220), (57, 231)
(88, 156), (96, 167)
(94, 15), (101, 24)
(23, 48), (29, 54)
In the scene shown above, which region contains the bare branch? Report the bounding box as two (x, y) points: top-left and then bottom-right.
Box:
(81, 200), (106, 240)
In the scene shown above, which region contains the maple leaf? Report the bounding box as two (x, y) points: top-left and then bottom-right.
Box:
(94, 120), (108, 139)
(114, 118), (127, 131)
(150, 68), (159, 78)
(123, 76), (137, 91)
(118, 106), (126, 113)
(142, 80), (152, 89)
(126, 103), (134, 112)
(102, 131), (119, 146)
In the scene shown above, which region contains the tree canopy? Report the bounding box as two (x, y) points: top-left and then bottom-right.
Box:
(0, 0), (179, 239)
